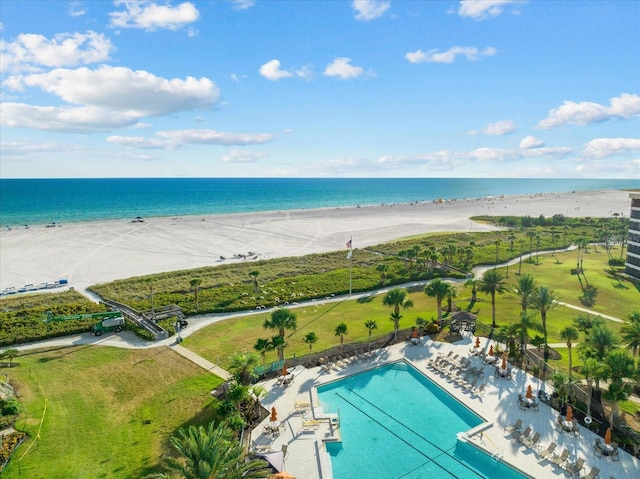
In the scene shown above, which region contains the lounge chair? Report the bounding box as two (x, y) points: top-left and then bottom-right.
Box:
(463, 378), (478, 391)
(564, 457), (585, 477)
(294, 399), (311, 411)
(550, 448), (570, 468)
(504, 419), (523, 435)
(582, 467), (600, 479)
(471, 382), (486, 397)
(302, 420), (321, 431)
(521, 431), (540, 449)
(537, 442), (557, 461)
(515, 426), (532, 442)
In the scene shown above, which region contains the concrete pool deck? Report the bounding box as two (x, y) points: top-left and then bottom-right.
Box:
(250, 335), (639, 479)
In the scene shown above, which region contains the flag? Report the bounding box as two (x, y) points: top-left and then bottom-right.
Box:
(346, 239), (352, 249)
(347, 250), (352, 260)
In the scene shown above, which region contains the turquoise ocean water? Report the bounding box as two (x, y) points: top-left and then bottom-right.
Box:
(1, 178), (638, 226)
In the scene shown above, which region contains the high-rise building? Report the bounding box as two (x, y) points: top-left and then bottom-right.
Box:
(626, 191), (640, 282)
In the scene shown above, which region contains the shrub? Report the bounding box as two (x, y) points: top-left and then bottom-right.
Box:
(1, 399), (21, 416)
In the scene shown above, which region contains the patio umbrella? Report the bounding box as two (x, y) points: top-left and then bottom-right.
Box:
(526, 384), (533, 399)
(270, 407), (278, 422)
(412, 328), (419, 338)
(604, 427), (612, 445)
(566, 405), (573, 422)
(270, 473), (296, 479)
(475, 337), (481, 348)
(488, 345), (494, 356)
(501, 355), (507, 370)
(282, 364), (288, 376)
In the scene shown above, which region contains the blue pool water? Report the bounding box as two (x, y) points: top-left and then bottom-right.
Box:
(317, 361), (530, 479)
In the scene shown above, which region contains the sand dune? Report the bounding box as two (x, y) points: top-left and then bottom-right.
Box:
(0, 189), (632, 292)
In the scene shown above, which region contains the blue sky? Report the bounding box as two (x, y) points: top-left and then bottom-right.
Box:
(1, 0), (639, 179)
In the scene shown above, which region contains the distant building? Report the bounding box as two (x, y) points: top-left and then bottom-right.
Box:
(626, 192), (640, 282)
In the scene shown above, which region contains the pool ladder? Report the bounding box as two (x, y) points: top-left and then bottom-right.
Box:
(480, 432), (503, 462)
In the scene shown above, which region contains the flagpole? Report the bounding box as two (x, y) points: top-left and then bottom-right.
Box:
(348, 236), (352, 295)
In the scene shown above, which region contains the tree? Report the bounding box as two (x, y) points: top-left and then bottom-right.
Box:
(189, 278), (202, 310)
(334, 323), (348, 351)
(602, 349), (638, 427)
(0, 348), (19, 367)
(424, 279), (452, 321)
(494, 239), (502, 263)
(580, 323), (619, 362)
(249, 270), (260, 294)
(365, 319), (378, 339)
(228, 352), (260, 386)
(560, 325), (579, 381)
(581, 357), (606, 416)
(516, 311), (542, 369)
(514, 274), (536, 313)
(621, 311), (640, 356)
(478, 268), (507, 328)
(464, 278), (478, 305)
(262, 308), (297, 361)
(573, 313), (604, 337)
(526, 231), (536, 261)
(383, 288), (413, 340)
(303, 331), (318, 351)
(253, 338), (272, 363)
(530, 285), (560, 362)
(376, 263), (389, 286)
(146, 277), (157, 319)
(151, 422), (271, 479)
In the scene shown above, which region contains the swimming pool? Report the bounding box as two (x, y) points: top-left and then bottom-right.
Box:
(317, 361), (530, 479)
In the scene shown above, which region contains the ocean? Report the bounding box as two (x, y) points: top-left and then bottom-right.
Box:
(1, 178), (638, 226)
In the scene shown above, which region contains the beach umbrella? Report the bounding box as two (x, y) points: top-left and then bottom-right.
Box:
(501, 355), (507, 370)
(604, 427), (612, 445)
(566, 405), (573, 422)
(270, 406), (278, 422)
(412, 328), (419, 338)
(475, 337), (481, 348)
(488, 345), (494, 356)
(526, 384), (533, 399)
(282, 364), (288, 376)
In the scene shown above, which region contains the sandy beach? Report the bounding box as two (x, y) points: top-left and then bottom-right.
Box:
(0, 189), (633, 292)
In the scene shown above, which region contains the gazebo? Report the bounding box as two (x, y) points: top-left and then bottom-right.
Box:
(449, 311), (477, 333)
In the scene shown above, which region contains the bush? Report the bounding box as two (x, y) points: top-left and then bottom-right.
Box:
(1, 399), (21, 416)
(425, 323), (440, 334)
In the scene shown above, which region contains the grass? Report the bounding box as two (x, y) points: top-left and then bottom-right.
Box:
(3, 346), (223, 479)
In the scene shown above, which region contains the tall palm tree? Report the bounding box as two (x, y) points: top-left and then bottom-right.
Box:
(253, 338), (272, 363)
(152, 422), (271, 479)
(228, 352), (260, 386)
(602, 349), (638, 427)
(303, 331), (318, 351)
(478, 268), (507, 328)
(389, 311), (403, 340)
(516, 311), (542, 369)
(621, 311), (640, 356)
(526, 231), (536, 261)
(334, 323), (348, 351)
(580, 357), (607, 416)
(424, 279), (452, 321)
(580, 323), (619, 362)
(249, 271), (260, 294)
(262, 308), (297, 361)
(365, 319), (378, 340)
(382, 288), (414, 325)
(189, 278), (202, 310)
(560, 325), (579, 381)
(464, 278), (478, 304)
(573, 313), (604, 337)
(514, 273), (536, 313)
(494, 239), (502, 263)
(530, 285), (560, 362)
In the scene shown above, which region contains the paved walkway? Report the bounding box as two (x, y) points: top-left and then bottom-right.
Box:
(170, 343), (231, 380)
(251, 337), (639, 479)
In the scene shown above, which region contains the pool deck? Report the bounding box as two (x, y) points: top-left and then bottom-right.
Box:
(250, 335), (639, 479)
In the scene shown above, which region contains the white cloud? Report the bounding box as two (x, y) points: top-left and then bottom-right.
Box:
(108, 129), (274, 149)
(231, 0), (255, 10)
(0, 31), (113, 73)
(537, 93), (640, 129)
(405, 46), (496, 64)
(324, 57), (365, 79)
(583, 138), (640, 158)
(4, 65), (218, 116)
(458, 0), (522, 21)
(469, 120), (515, 136)
(109, 0), (199, 31)
(519, 135), (544, 149)
(68, 1), (87, 17)
(352, 0), (390, 21)
(259, 59), (294, 81)
(222, 149), (267, 163)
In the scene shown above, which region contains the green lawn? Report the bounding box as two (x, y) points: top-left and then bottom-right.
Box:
(3, 346), (223, 479)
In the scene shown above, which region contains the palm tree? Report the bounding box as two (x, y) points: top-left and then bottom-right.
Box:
(514, 273), (536, 313)
(334, 323), (348, 351)
(581, 357), (606, 416)
(303, 331), (318, 351)
(152, 421), (270, 479)
(516, 311), (542, 369)
(573, 313), (604, 337)
(526, 231), (536, 261)
(253, 338), (272, 363)
(376, 263), (389, 286)
(621, 311), (640, 356)
(228, 352), (260, 385)
(580, 323), (619, 362)
(560, 325), (579, 381)
(424, 279), (452, 321)
(602, 349), (638, 427)
(389, 311), (403, 340)
(382, 288), (414, 335)
(530, 285), (559, 362)
(189, 278), (202, 310)
(464, 278), (478, 304)
(517, 238), (526, 274)
(365, 319), (378, 349)
(249, 270), (259, 294)
(494, 239), (502, 263)
(262, 308), (297, 361)
(0, 348), (19, 367)
(478, 268), (507, 328)
(507, 233), (516, 251)
(446, 287), (457, 313)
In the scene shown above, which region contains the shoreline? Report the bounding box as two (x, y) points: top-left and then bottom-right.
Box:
(0, 189), (634, 292)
